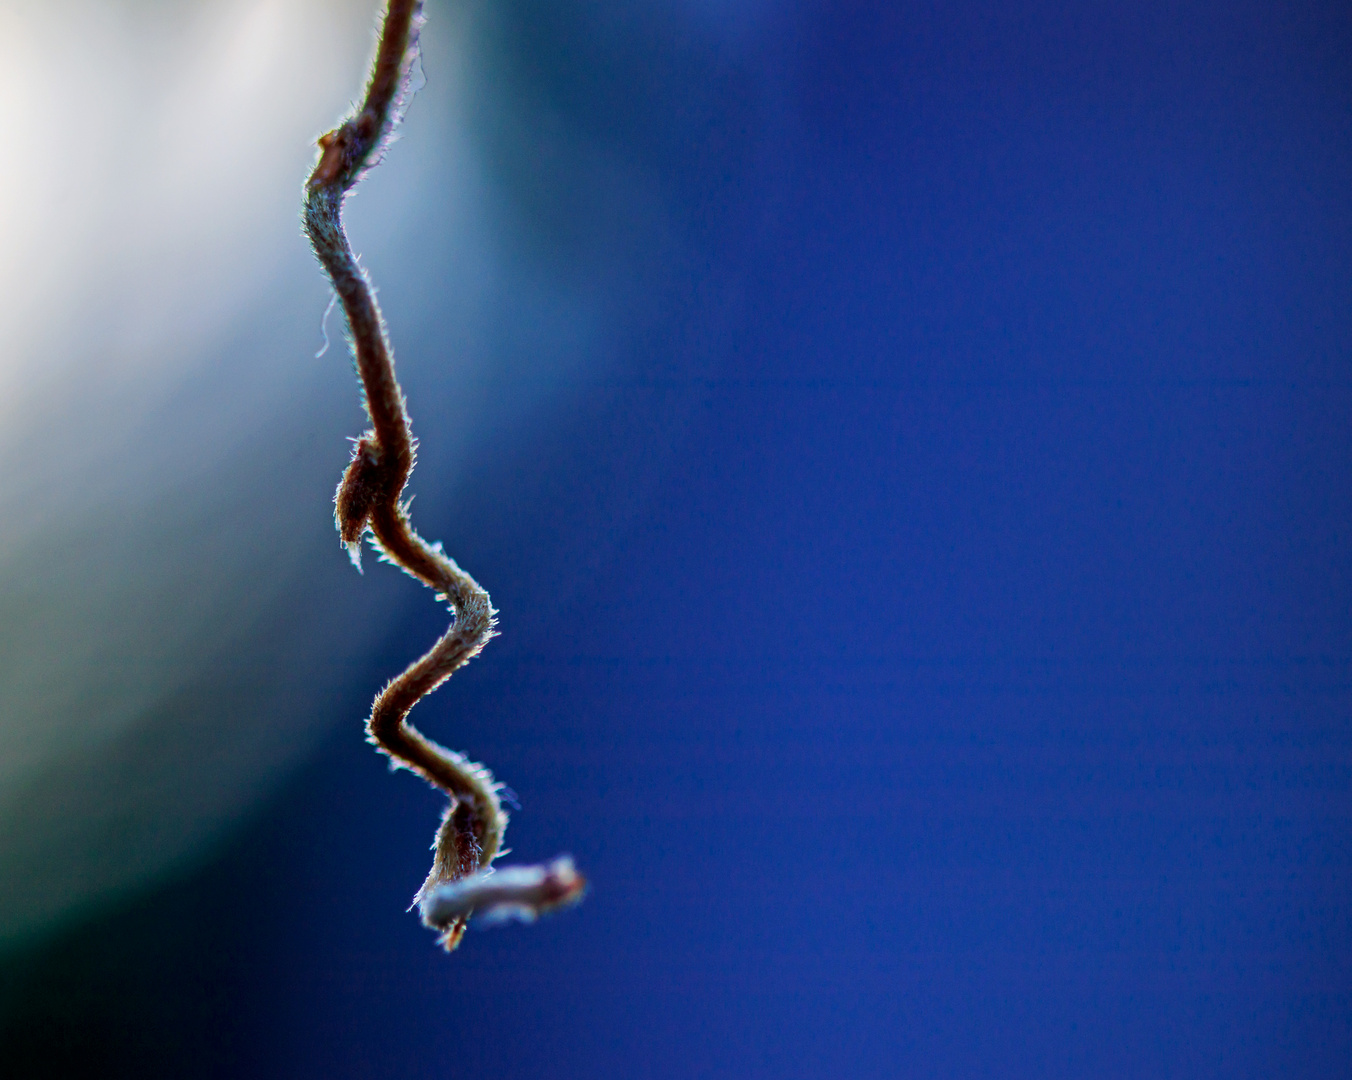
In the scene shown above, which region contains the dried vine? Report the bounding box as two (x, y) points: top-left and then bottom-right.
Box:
(303, 0), (584, 951)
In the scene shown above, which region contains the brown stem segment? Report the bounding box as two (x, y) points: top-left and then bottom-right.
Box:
(301, 0), (583, 951)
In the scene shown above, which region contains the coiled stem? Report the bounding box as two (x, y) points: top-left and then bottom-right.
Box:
(302, 0), (584, 951)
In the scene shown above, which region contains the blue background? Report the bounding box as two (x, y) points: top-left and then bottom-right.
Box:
(3, 0), (1350, 1076)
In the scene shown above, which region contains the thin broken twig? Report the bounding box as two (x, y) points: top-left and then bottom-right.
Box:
(302, 0), (584, 951)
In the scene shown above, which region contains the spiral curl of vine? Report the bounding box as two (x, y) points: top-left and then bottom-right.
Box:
(302, 0), (584, 951)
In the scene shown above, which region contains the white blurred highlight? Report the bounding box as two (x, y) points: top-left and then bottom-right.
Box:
(2, 1), (348, 404)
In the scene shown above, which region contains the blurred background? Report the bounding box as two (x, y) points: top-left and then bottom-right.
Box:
(0, 0), (1349, 1075)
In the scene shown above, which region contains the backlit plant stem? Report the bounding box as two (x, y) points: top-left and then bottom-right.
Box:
(302, 0), (584, 951)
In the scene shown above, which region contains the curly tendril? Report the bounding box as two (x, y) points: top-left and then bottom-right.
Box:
(302, 0), (585, 952)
